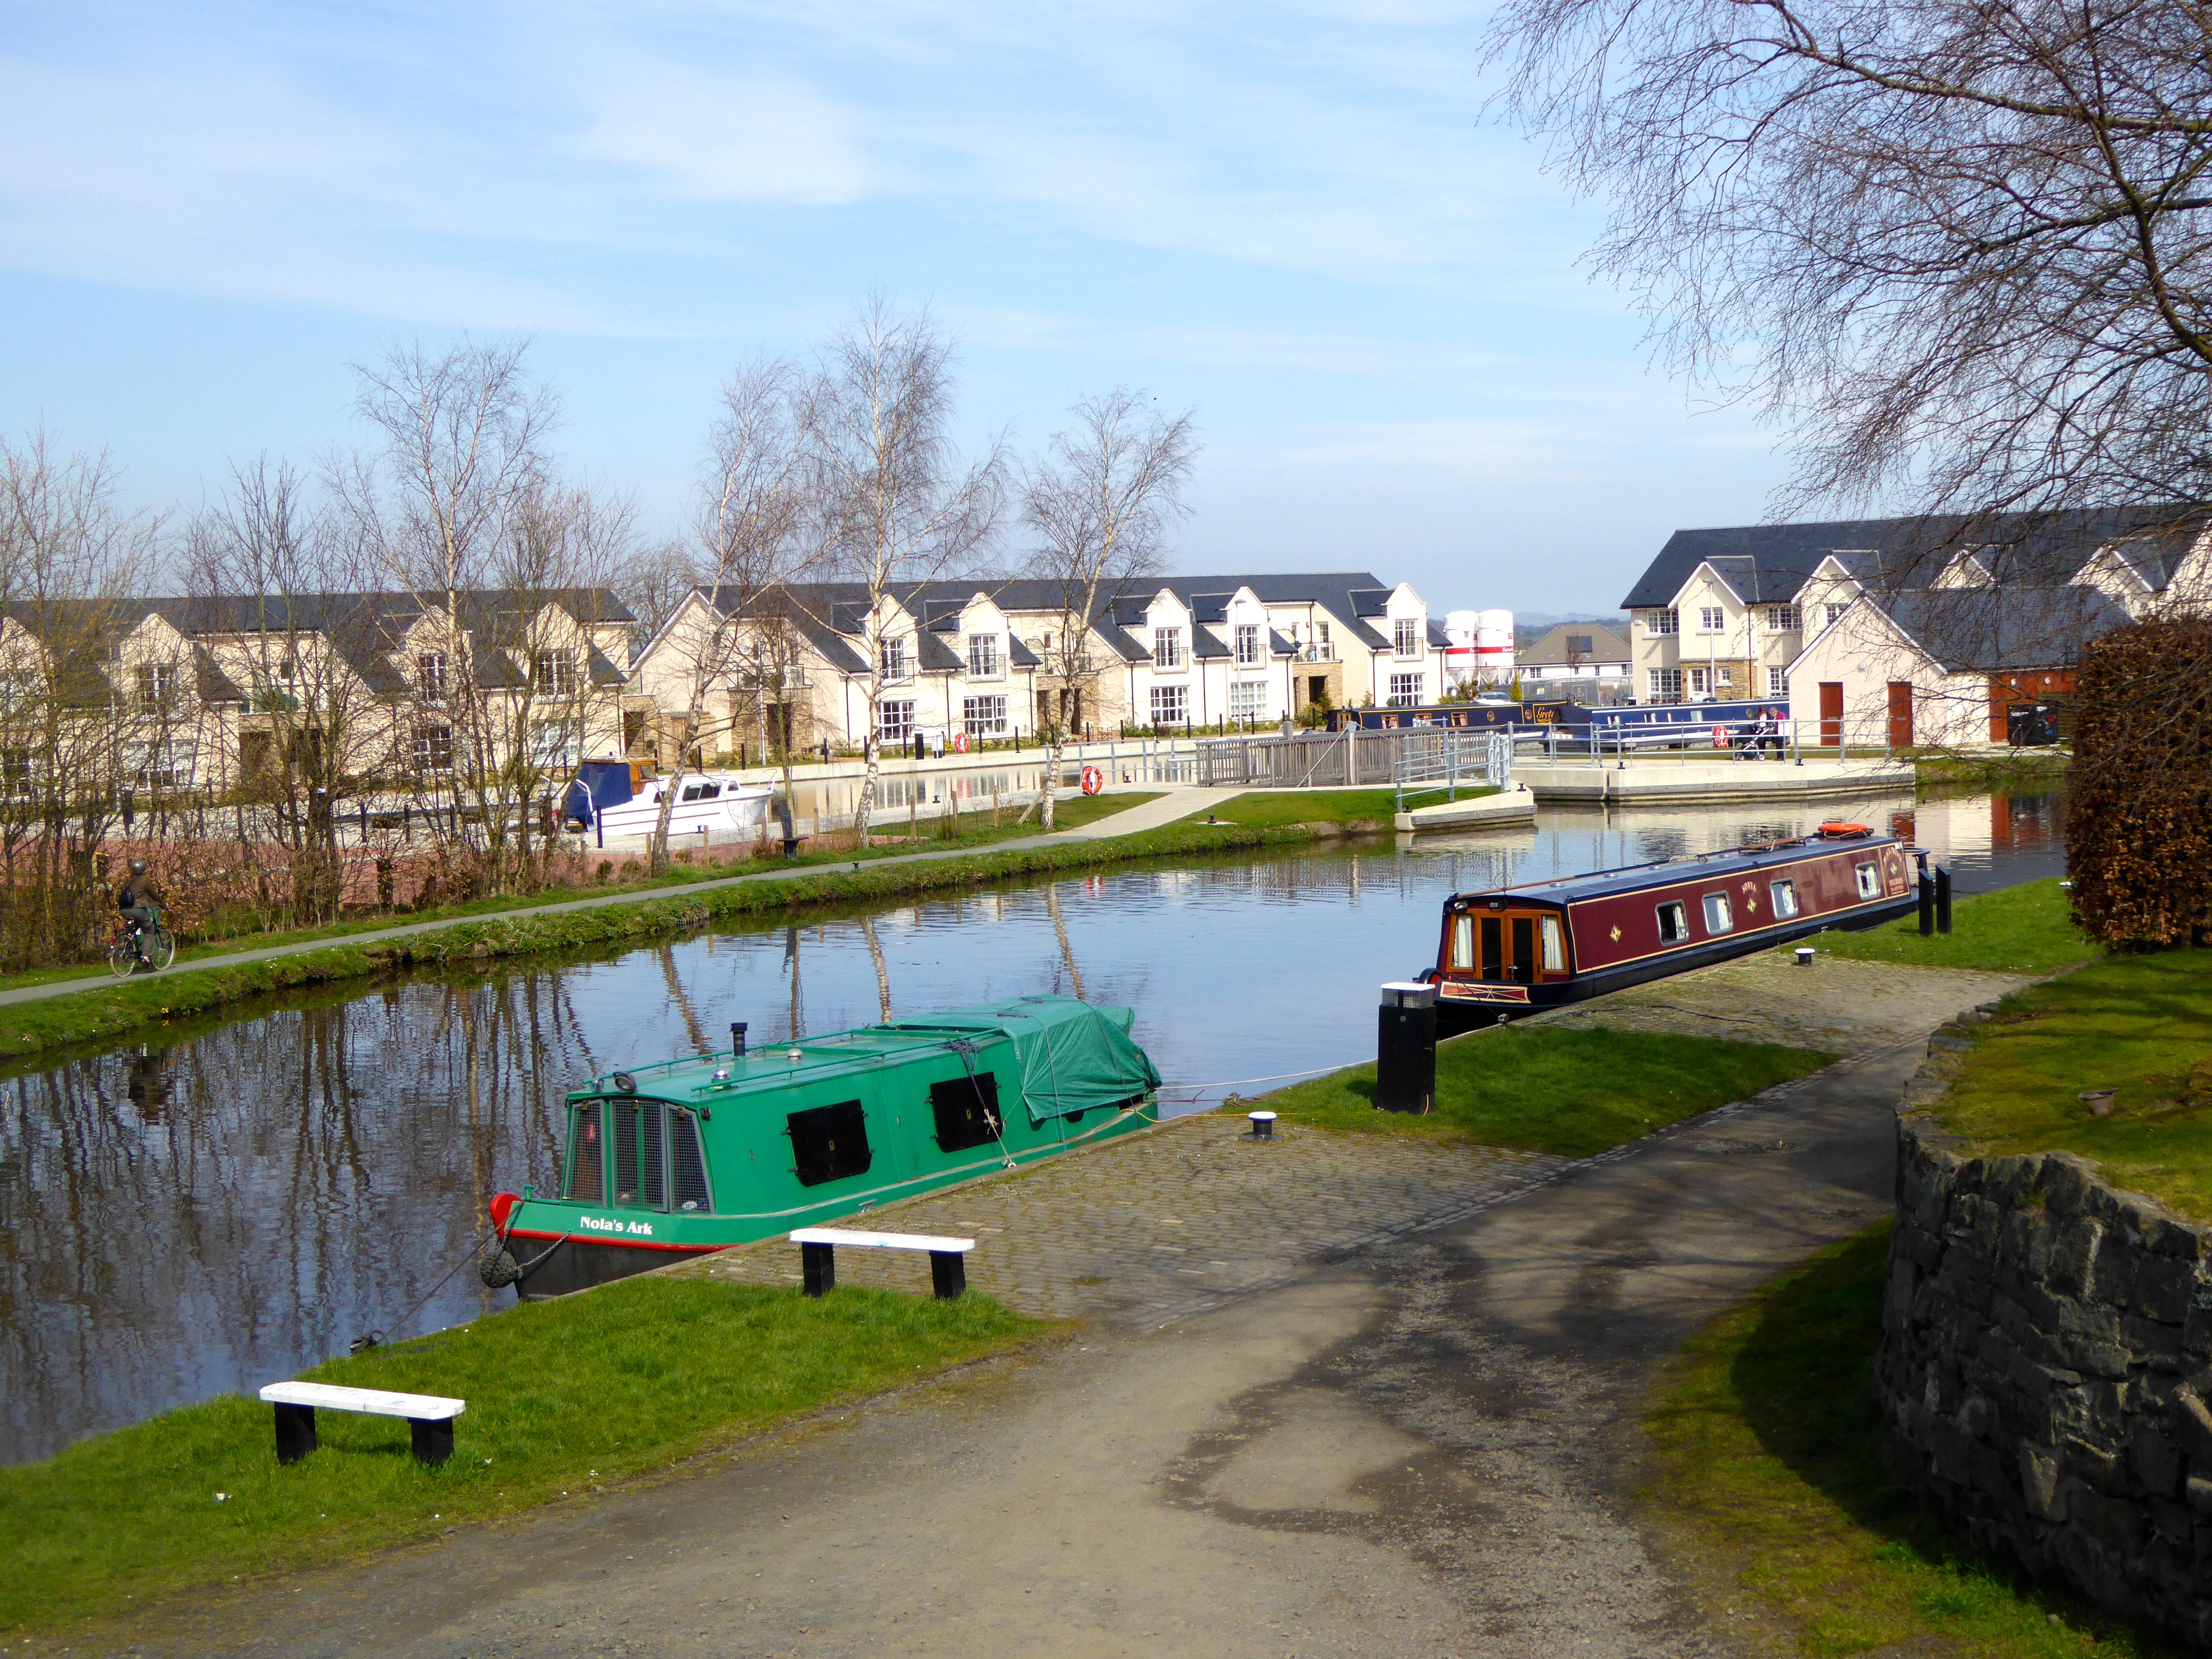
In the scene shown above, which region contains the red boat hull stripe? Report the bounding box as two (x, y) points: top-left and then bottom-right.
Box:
(503, 1228), (724, 1256)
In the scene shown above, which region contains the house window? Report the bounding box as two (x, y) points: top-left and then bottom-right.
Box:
(1315, 620), (1332, 659)
(1765, 605), (1802, 632)
(1826, 603), (1848, 627)
(1656, 901), (1689, 942)
(1855, 862), (1882, 900)
(135, 663), (176, 713)
(881, 636), (910, 680)
(1687, 666), (1711, 697)
(1567, 634), (1593, 657)
(123, 740), (194, 789)
(1768, 668), (1789, 697)
(1649, 668), (1682, 703)
(1699, 607), (1725, 633)
(962, 694), (1008, 738)
(410, 723), (454, 773)
(0, 674), (33, 714)
(1394, 618), (1420, 658)
(528, 720), (581, 769)
(1235, 623), (1261, 665)
(877, 699), (915, 743)
(1702, 892), (1734, 934)
(1153, 628), (1186, 669)
(1770, 878), (1800, 919)
(1389, 673), (1423, 707)
(1229, 680), (1265, 721)
(532, 650), (576, 697)
(1715, 666), (1733, 689)
(1647, 609), (1679, 636)
(1149, 684), (1186, 726)
(416, 653), (447, 700)
(967, 634), (999, 678)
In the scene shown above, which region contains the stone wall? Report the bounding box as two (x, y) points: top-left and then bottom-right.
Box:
(1881, 1032), (2212, 1652)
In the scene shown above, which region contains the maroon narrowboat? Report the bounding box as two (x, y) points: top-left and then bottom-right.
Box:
(1424, 823), (1922, 1036)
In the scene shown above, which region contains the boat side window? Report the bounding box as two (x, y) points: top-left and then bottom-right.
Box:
(612, 1100), (666, 1209)
(1480, 915), (1503, 980)
(1450, 913), (1474, 972)
(1702, 893), (1734, 935)
(1770, 878), (1800, 919)
(681, 782), (722, 802)
(1656, 901), (1689, 943)
(670, 1110), (712, 1213)
(787, 1099), (873, 1186)
(930, 1070), (1003, 1153)
(1854, 861), (1881, 900)
(1540, 915), (1566, 972)
(565, 1101), (605, 1203)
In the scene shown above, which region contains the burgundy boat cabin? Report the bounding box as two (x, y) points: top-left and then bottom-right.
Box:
(1425, 824), (1921, 1036)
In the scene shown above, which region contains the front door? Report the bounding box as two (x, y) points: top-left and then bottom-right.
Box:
(1451, 908), (1567, 985)
(1819, 682), (1843, 745)
(1887, 682), (1913, 748)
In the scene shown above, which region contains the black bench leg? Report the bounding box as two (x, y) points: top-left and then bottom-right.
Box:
(409, 1417), (455, 1466)
(801, 1241), (835, 1297)
(273, 1402), (317, 1464)
(929, 1251), (966, 1300)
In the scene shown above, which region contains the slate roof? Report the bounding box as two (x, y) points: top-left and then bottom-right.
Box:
(1870, 586), (2128, 671)
(1620, 508), (2198, 610)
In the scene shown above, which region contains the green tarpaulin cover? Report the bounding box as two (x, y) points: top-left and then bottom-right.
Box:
(880, 995), (1162, 1125)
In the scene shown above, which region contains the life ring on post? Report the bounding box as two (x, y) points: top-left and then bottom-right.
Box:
(1079, 765), (1104, 797)
(952, 731), (970, 754)
(1712, 724), (1730, 749)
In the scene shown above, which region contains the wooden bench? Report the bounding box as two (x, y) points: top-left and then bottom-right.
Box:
(788, 1227), (975, 1300)
(257, 1380), (467, 1467)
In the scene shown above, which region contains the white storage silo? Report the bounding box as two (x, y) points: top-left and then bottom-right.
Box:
(1474, 609), (1515, 685)
(1443, 609), (1480, 688)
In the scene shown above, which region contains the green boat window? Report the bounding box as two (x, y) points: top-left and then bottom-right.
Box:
(930, 1071), (1003, 1153)
(670, 1110), (712, 1213)
(787, 1099), (872, 1187)
(565, 1101), (605, 1203)
(613, 1100), (666, 1209)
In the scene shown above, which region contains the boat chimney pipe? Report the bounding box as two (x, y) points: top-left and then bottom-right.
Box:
(731, 1021), (747, 1057)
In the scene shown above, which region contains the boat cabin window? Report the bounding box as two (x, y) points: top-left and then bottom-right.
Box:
(787, 1099), (872, 1186)
(1541, 915), (1566, 972)
(670, 1110), (712, 1213)
(1770, 878), (1800, 919)
(1656, 901), (1689, 943)
(1450, 913), (1474, 972)
(680, 782), (722, 803)
(930, 1070), (1004, 1153)
(565, 1101), (605, 1203)
(1702, 893), (1734, 935)
(613, 1100), (666, 1209)
(1854, 861), (1881, 900)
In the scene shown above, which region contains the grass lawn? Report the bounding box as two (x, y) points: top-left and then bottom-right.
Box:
(0, 1278), (1045, 1637)
(1208, 787), (1468, 830)
(1935, 944), (2212, 1224)
(1644, 1227), (2168, 1657)
(1788, 878), (2096, 976)
(1256, 1025), (1830, 1159)
(1913, 751), (2071, 792)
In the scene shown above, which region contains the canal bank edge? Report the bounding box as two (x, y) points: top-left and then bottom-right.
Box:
(0, 818), (1329, 1061)
(1880, 1039), (2212, 1654)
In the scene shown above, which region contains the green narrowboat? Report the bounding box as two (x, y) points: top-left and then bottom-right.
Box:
(483, 994), (1161, 1299)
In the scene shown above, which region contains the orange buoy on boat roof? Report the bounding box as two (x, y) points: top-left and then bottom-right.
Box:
(1817, 821), (1872, 838)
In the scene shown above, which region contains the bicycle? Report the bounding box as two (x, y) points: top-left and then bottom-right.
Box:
(108, 916), (176, 977)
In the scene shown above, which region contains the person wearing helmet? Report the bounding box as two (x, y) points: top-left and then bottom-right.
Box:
(117, 858), (163, 967)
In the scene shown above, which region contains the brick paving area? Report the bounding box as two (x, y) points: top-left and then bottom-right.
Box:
(662, 1113), (1559, 1327)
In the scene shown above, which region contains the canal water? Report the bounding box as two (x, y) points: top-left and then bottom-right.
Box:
(1, 787), (2062, 1463)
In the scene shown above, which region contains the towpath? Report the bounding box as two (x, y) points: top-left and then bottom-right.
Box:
(102, 955), (2026, 1659)
(0, 786), (1252, 1015)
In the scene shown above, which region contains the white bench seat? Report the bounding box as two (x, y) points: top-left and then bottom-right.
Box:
(257, 1380), (467, 1465)
(787, 1227), (976, 1299)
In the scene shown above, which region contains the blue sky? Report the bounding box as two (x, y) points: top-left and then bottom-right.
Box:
(0, 1), (1790, 613)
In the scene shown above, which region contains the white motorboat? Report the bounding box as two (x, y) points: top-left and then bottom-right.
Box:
(563, 760), (773, 844)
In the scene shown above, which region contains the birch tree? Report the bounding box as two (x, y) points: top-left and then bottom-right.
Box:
(802, 299), (1004, 845)
(1019, 390), (1195, 828)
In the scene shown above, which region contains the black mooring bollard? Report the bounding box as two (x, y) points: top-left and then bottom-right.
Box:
(1377, 982), (1437, 1115)
(1936, 865), (1953, 934)
(801, 1241), (835, 1296)
(1919, 868), (1936, 936)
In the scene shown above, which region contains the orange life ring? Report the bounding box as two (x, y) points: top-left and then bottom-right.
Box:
(1818, 820), (1871, 837)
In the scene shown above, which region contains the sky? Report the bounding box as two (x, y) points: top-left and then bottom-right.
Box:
(0, 1), (1794, 615)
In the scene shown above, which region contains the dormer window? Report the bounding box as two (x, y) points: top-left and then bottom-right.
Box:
(1394, 618), (1420, 657)
(1153, 628), (1186, 669)
(1699, 607), (1725, 633)
(1235, 624), (1261, 665)
(967, 633), (999, 678)
(1826, 602), (1848, 628)
(416, 653), (448, 700)
(135, 663), (176, 714)
(532, 650), (576, 697)
(881, 637), (910, 680)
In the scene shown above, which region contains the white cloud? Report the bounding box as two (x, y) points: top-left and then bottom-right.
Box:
(576, 67), (871, 205)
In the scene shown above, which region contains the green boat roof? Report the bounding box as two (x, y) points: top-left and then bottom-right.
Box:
(569, 994), (1161, 1127)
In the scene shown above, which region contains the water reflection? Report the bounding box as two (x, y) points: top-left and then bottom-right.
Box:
(3, 788), (2062, 1462)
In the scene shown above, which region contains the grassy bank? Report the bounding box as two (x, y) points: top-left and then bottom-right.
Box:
(1936, 944), (2212, 1224)
(1788, 878), (2096, 976)
(0, 1279), (1045, 1638)
(1914, 750), (2071, 792)
(1208, 787), (1476, 830)
(1644, 1227), (2164, 1656)
(1256, 1025), (1830, 1159)
(0, 816), (1314, 1060)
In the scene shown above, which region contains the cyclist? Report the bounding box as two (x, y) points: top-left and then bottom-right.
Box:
(117, 858), (164, 968)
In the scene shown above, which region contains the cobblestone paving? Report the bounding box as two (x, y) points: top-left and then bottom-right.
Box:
(1523, 948), (2033, 1055)
(662, 1114), (1561, 1326)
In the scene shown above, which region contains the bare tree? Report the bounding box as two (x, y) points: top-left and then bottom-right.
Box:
(1019, 390), (1196, 828)
(1487, 0), (2212, 551)
(802, 299), (1005, 845)
(614, 541), (695, 659)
